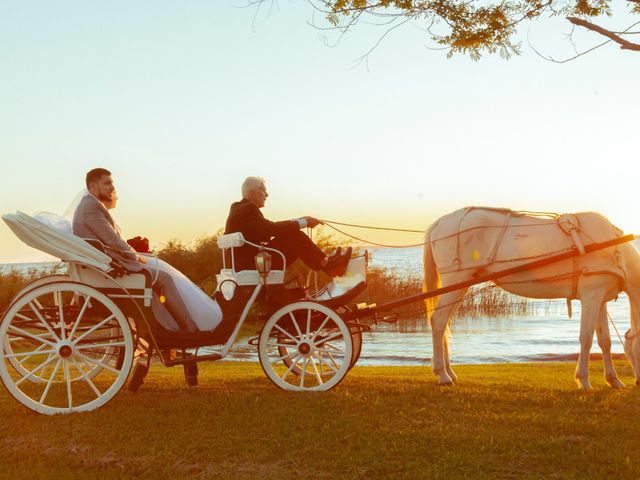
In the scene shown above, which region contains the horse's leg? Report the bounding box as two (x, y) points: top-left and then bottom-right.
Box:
(443, 330), (458, 383)
(596, 303), (625, 388)
(430, 290), (465, 385)
(575, 294), (604, 390)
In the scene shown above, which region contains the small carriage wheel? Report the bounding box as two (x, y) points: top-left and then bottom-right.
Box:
(258, 301), (352, 392)
(277, 318), (363, 373)
(4, 275), (119, 384)
(0, 282), (134, 415)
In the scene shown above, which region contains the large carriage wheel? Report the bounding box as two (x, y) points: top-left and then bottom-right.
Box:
(4, 275), (121, 384)
(258, 301), (352, 391)
(0, 282), (134, 414)
(4, 275), (116, 383)
(277, 318), (363, 374)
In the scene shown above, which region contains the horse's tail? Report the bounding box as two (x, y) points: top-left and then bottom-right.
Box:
(423, 223), (440, 322)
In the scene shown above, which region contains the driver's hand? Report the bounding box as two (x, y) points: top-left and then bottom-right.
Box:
(138, 255), (148, 264)
(305, 216), (321, 228)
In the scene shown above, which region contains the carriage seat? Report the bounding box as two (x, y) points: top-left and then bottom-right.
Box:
(215, 232), (286, 300)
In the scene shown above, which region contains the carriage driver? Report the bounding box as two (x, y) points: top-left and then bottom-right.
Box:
(224, 177), (351, 276)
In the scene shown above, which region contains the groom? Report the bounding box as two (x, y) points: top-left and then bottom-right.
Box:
(72, 168), (197, 332)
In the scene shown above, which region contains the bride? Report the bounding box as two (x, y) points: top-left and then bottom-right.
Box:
(33, 188), (223, 333)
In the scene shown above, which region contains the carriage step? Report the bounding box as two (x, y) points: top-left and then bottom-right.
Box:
(128, 361), (149, 393)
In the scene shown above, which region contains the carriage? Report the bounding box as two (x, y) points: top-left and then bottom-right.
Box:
(1, 212), (368, 415)
(3, 209), (636, 415)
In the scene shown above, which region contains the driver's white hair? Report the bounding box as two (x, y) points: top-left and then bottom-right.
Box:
(241, 176), (266, 198)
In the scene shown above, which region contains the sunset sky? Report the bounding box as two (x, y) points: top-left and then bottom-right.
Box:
(2, 1), (638, 263)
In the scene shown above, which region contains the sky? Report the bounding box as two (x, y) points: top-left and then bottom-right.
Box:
(1, 0), (639, 263)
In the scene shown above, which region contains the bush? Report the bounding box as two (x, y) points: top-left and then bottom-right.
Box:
(0, 265), (64, 313)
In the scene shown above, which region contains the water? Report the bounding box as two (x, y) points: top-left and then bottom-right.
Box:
(0, 262), (61, 275)
(2, 246), (636, 366)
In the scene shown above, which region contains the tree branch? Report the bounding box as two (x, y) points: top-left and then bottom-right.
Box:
(567, 16), (640, 51)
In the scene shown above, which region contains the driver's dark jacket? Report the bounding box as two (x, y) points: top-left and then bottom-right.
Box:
(224, 198), (298, 270)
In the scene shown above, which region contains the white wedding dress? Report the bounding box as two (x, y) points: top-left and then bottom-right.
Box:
(33, 190), (223, 332)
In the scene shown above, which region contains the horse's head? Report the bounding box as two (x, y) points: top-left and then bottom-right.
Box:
(624, 329), (640, 385)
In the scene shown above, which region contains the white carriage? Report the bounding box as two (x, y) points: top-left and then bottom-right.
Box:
(1, 212), (367, 415)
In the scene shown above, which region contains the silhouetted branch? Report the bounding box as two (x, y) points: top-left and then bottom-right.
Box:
(567, 16), (640, 50)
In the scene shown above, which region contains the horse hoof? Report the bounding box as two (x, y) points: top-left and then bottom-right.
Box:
(606, 377), (626, 389)
(575, 377), (592, 391)
(436, 371), (454, 386)
(438, 380), (455, 387)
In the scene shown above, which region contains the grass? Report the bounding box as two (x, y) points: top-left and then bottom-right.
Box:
(1, 360), (640, 479)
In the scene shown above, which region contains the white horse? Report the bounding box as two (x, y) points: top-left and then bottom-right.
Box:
(423, 207), (640, 390)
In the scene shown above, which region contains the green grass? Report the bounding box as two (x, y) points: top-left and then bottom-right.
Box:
(1, 361), (640, 479)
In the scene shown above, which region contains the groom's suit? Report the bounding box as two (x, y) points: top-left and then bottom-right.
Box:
(72, 194), (198, 332)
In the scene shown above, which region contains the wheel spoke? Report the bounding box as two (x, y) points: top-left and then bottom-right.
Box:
(306, 309), (311, 335)
(8, 327), (54, 343)
(68, 295), (91, 339)
(318, 350), (338, 373)
(311, 316), (331, 342)
(39, 359), (62, 405)
(28, 302), (60, 341)
(19, 346), (54, 366)
(323, 342), (345, 355)
(4, 347), (56, 359)
(57, 292), (66, 340)
(72, 358), (101, 398)
(15, 355), (58, 386)
(299, 357), (309, 388)
(73, 314), (115, 344)
(288, 312), (303, 337)
(281, 354), (302, 381)
(8, 325), (57, 347)
(270, 350), (297, 364)
(318, 331), (344, 344)
(76, 352), (120, 374)
(76, 341), (126, 351)
(63, 360), (73, 409)
(323, 350), (340, 370)
(273, 323), (298, 343)
(309, 355), (323, 384)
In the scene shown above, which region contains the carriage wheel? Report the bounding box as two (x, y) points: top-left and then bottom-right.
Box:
(0, 282), (134, 414)
(4, 275), (120, 384)
(259, 301), (352, 391)
(277, 318), (363, 374)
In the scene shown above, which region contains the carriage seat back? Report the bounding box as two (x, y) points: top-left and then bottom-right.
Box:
(216, 232), (285, 299)
(2, 211), (113, 271)
(3, 212), (152, 307)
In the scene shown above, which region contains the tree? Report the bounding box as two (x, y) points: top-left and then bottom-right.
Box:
(250, 0), (640, 60)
